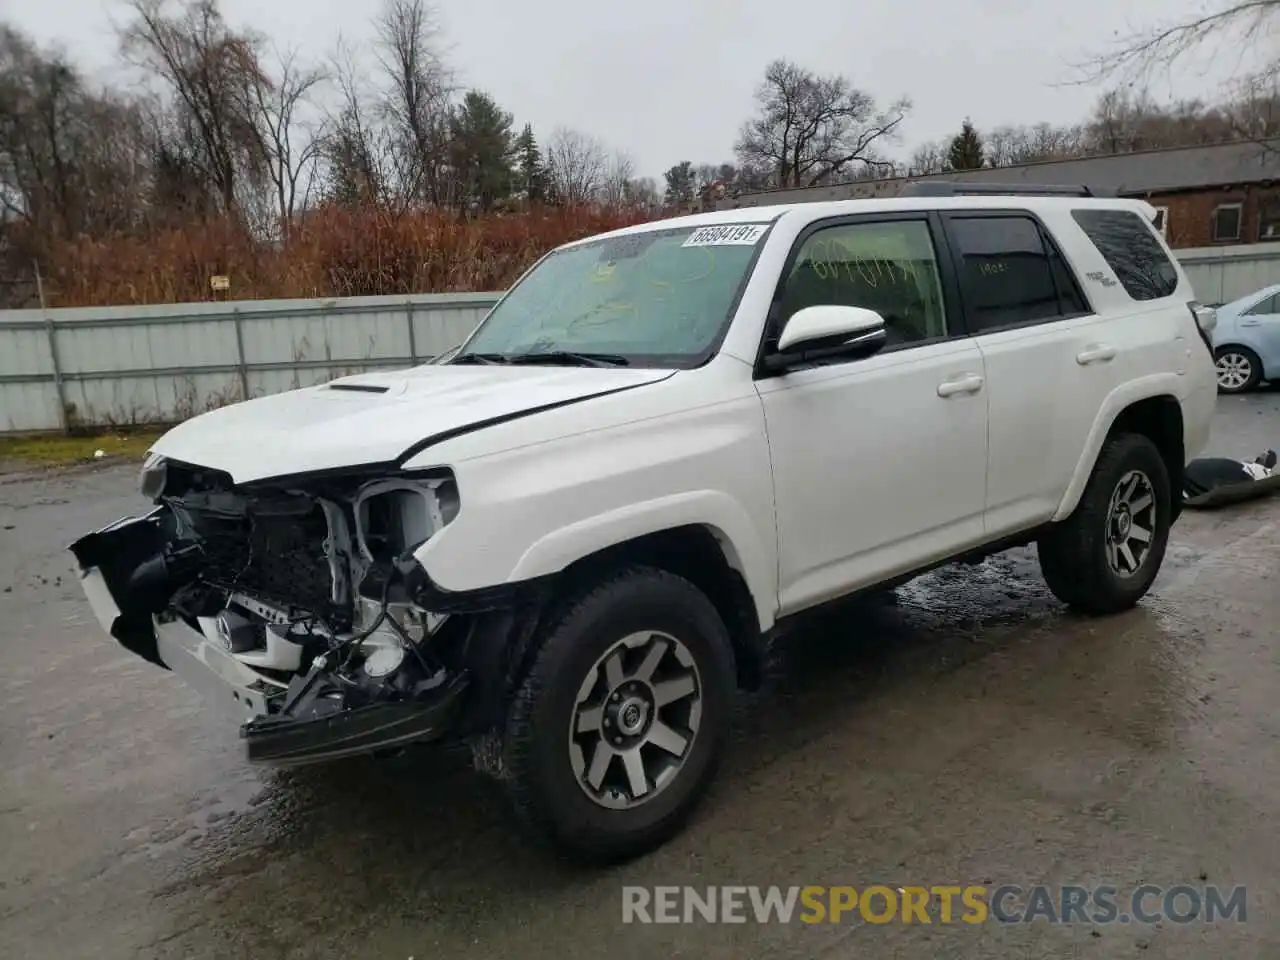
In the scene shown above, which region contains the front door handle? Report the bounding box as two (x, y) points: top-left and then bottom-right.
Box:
(1241, 320), (1261, 327)
(1076, 343), (1116, 365)
(937, 374), (984, 397)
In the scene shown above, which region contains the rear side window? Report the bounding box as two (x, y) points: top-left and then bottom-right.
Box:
(1070, 209), (1179, 301)
(945, 215), (1088, 333)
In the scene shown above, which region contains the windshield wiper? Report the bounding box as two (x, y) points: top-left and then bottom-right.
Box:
(504, 350), (631, 368)
(450, 352), (510, 365)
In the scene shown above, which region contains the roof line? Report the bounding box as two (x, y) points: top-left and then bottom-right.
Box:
(730, 136), (1280, 201)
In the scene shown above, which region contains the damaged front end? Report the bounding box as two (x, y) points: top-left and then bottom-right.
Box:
(70, 457), (508, 767)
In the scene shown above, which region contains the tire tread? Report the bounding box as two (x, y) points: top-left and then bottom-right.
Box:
(1038, 433), (1171, 616)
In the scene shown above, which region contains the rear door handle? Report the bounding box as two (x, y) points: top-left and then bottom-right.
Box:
(937, 374), (984, 397)
(1076, 344), (1116, 365)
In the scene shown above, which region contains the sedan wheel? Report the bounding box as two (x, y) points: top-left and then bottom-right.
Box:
(1215, 347), (1261, 393)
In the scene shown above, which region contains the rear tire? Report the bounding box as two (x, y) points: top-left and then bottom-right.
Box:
(1038, 433), (1172, 616)
(503, 566), (735, 864)
(1215, 345), (1262, 394)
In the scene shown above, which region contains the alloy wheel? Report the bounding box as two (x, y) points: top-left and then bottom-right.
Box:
(1216, 351), (1254, 391)
(1105, 469), (1157, 578)
(569, 631), (702, 810)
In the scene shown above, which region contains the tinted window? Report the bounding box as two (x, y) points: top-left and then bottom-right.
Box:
(776, 220), (948, 350)
(947, 216), (1082, 331)
(1071, 209), (1179, 302)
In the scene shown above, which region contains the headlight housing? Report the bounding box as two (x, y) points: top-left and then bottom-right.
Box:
(352, 472), (460, 564)
(138, 453), (168, 501)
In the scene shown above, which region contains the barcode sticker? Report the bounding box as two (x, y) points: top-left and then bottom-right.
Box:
(682, 224), (769, 247)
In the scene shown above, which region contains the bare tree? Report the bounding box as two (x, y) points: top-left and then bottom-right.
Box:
(907, 139), (948, 175)
(1080, 1), (1280, 85)
(322, 36), (390, 207)
(599, 150), (634, 208)
(734, 59), (910, 188)
(0, 25), (152, 238)
(373, 0), (455, 207)
(252, 46), (327, 233)
(546, 127), (605, 205)
(625, 176), (661, 211)
(119, 0), (268, 215)
(1223, 72), (1280, 140)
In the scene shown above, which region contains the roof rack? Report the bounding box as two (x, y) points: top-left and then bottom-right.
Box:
(901, 182), (1114, 199)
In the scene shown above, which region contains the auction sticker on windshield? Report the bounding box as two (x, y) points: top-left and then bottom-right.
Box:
(682, 224), (769, 247)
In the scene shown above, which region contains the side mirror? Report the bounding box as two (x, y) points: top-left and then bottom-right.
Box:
(768, 305), (888, 371)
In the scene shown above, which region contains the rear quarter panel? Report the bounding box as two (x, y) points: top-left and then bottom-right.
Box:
(1037, 205), (1216, 519)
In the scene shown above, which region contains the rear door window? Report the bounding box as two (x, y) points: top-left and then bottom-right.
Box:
(1070, 209), (1179, 301)
(943, 215), (1089, 333)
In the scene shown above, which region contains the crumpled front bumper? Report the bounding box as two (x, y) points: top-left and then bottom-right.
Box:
(69, 512), (468, 766)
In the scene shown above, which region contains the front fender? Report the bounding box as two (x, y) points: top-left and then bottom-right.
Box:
(505, 490), (776, 629)
(1053, 374), (1186, 521)
(409, 391), (780, 629)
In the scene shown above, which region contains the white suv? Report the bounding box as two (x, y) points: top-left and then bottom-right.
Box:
(71, 186), (1217, 862)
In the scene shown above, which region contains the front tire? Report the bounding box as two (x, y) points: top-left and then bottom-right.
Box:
(1038, 433), (1172, 616)
(503, 566), (736, 863)
(1215, 346), (1263, 394)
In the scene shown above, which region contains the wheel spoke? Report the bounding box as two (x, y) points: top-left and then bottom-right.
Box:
(653, 673), (696, 706)
(1119, 542), (1138, 572)
(603, 650), (626, 690)
(646, 720), (688, 757)
(622, 747), (648, 798)
(1106, 542), (1118, 570)
(576, 706), (603, 734)
(585, 742), (613, 790)
(635, 636), (668, 682)
(1129, 492), (1153, 514)
(1129, 523), (1152, 544)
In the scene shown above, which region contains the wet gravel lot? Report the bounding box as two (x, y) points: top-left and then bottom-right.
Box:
(2, 391), (1279, 960)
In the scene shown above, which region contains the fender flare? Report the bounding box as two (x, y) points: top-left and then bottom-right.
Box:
(1052, 374), (1185, 522)
(505, 490), (778, 630)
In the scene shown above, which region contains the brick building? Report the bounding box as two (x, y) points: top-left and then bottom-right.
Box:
(714, 139), (1280, 250)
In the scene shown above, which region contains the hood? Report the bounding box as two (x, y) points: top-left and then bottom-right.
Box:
(150, 364), (675, 484)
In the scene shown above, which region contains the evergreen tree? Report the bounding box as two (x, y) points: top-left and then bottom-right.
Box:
(663, 160), (696, 209)
(947, 119), (985, 171)
(512, 123), (548, 204)
(449, 91), (516, 212)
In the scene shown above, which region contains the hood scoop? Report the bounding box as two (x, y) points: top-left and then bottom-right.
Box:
(327, 383), (390, 394)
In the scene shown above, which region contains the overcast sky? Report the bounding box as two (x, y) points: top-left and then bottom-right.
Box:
(2, 0), (1261, 179)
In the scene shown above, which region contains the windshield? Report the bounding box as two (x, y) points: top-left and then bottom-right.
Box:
(451, 222), (771, 367)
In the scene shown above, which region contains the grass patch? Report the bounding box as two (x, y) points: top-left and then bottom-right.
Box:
(0, 427), (166, 467)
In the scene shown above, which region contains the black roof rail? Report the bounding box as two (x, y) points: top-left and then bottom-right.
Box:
(901, 182), (1114, 199)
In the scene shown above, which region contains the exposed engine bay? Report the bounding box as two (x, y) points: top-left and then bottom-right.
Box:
(72, 457), (493, 766)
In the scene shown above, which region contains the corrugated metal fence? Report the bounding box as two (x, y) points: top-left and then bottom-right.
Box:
(1175, 241), (1280, 306)
(0, 293), (500, 433)
(3, 240), (1279, 434)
